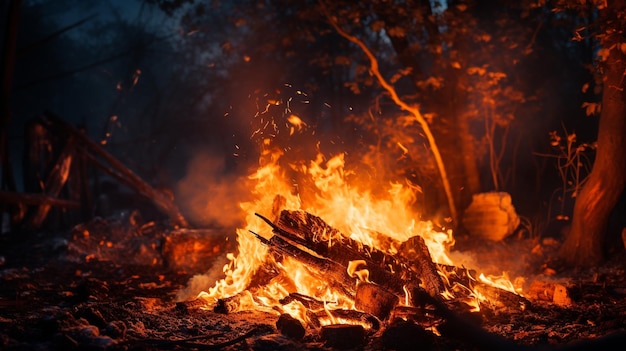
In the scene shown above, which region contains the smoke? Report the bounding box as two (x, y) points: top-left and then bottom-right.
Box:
(175, 151), (250, 229)
(176, 256), (230, 301)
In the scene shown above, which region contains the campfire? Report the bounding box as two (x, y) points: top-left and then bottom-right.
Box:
(1, 112), (625, 351)
(168, 145), (538, 347)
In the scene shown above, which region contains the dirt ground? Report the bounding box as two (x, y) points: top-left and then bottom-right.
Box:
(1, 216), (625, 351)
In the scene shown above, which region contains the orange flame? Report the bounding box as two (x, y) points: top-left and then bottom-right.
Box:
(189, 141), (518, 321)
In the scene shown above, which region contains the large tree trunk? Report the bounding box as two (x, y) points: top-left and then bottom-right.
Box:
(558, 6), (626, 266)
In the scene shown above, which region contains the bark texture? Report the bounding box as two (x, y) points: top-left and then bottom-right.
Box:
(559, 6), (626, 266)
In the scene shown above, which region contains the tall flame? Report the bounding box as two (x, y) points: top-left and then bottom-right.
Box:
(190, 140), (518, 319)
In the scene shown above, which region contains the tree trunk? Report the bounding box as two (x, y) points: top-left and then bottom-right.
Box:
(558, 9), (626, 266)
(1, 0), (20, 193)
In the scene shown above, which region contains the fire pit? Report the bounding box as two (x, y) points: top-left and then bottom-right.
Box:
(2, 148), (625, 351)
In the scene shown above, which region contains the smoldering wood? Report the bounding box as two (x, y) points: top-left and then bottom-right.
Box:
(251, 230), (357, 297)
(257, 211), (435, 295)
(472, 283), (531, 311)
(399, 235), (445, 295)
(214, 292), (247, 314)
(40, 112), (189, 228)
(279, 292), (326, 310)
(313, 309), (381, 332)
(175, 297), (210, 313)
(354, 281), (399, 320)
(382, 318), (436, 351)
(276, 313), (306, 340)
(388, 305), (443, 328)
(320, 324), (366, 349)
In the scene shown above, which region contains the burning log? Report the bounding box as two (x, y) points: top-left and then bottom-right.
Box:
(399, 235), (445, 295)
(354, 281), (399, 320)
(473, 283), (531, 311)
(276, 314), (306, 340)
(257, 210), (444, 295)
(214, 291), (253, 314)
(279, 293), (326, 310)
(313, 309), (381, 332)
(251, 230), (357, 296)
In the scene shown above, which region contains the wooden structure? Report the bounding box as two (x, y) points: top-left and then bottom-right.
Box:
(1, 111), (188, 231)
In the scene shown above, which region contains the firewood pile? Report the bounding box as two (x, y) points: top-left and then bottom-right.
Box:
(1, 210), (626, 350)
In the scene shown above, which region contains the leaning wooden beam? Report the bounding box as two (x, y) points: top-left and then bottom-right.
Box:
(40, 112), (188, 228)
(28, 139), (74, 229)
(0, 191), (80, 208)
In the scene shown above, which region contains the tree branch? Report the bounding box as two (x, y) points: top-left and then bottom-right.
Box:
(319, 1), (458, 225)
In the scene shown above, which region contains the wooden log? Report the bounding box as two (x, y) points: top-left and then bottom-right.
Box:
(279, 293), (326, 310)
(214, 292), (249, 314)
(257, 211), (425, 295)
(399, 235), (445, 296)
(313, 309), (380, 332)
(251, 231), (357, 297)
(354, 281), (399, 320)
(175, 297), (210, 312)
(382, 318), (435, 351)
(320, 324), (365, 349)
(276, 314), (305, 340)
(0, 191), (80, 208)
(40, 112), (188, 228)
(162, 228), (235, 273)
(472, 283), (531, 311)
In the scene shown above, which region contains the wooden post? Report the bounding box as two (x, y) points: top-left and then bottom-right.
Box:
(28, 139), (74, 229)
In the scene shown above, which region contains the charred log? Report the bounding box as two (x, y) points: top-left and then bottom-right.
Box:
(251, 230), (357, 296)
(354, 281), (399, 320)
(473, 283), (531, 312)
(276, 314), (306, 340)
(279, 293), (326, 310)
(257, 210), (443, 295)
(320, 324), (366, 349)
(399, 235), (445, 295)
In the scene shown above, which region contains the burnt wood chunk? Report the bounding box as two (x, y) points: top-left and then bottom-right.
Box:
(320, 324), (366, 349)
(399, 235), (445, 296)
(276, 314), (305, 340)
(259, 210), (439, 295)
(382, 318), (435, 351)
(162, 228), (234, 272)
(354, 281), (399, 320)
(473, 283), (530, 311)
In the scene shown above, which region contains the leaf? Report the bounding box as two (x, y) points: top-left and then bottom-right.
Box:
(387, 26), (406, 38)
(334, 56), (351, 65)
(467, 66), (486, 76)
(581, 102), (601, 116)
